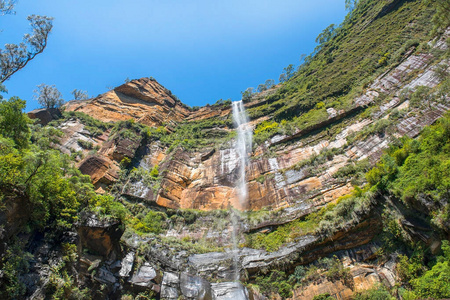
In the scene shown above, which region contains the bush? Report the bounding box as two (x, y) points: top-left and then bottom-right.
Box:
(90, 194), (129, 221)
(255, 270), (293, 298)
(131, 210), (166, 234)
(313, 294), (334, 300)
(353, 285), (394, 300)
(77, 139), (93, 149)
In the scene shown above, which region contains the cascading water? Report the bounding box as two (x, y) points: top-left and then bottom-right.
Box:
(232, 100), (252, 205)
(229, 100), (252, 286)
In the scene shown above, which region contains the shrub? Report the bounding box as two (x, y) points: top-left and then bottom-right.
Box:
(77, 139), (93, 149)
(353, 285), (394, 300)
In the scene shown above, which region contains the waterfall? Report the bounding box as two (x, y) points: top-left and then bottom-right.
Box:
(229, 101), (252, 287)
(232, 100), (252, 206)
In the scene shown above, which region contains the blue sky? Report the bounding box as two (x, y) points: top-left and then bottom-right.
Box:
(1, 0), (347, 111)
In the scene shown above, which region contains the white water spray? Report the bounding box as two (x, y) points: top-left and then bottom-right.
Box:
(232, 100), (252, 205)
(229, 101), (252, 285)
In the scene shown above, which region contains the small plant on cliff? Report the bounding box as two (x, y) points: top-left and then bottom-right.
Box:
(89, 194), (129, 221)
(353, 285), (394, 300)
(77, 139), (93, 150)
(130, 210), (166, 235)
(312, 294), (334, 300)
(255, 270), (293, 299)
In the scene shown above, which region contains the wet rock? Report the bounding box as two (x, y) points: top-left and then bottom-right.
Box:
(119, 252), (135, 278)
(161, 272), (180, 300)
(96, 267), (117, 284)
(201, 148), (216, 161)
(130, 262), (158, 288)
(211, 282), (249, 300)
(180, 273), (213, 300)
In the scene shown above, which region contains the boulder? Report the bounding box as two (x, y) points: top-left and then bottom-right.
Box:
(161, 272), (180, 300)
(180, 273), (213, 300)
(77, 213), (124, 257)
(119, 252), (135, 278)
(27, 108), (62, 125)
(130, 262), (159, 288)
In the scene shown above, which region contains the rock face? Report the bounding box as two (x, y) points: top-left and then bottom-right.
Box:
(64, 77), (232, 128)
(14, 24), (448, 300)
(77, 213), (124, 257)
(211, 282), (249, 300)
(65, 78), (189, 127)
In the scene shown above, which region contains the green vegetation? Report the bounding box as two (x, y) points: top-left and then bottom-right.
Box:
(245, 207), (330, 252)
(0, 97), (96, 298)
(366, 113), (450, 229)
(0, 242), (33, 299)
(253, 256), (352, 299)
(425, 0), (450, 36)
(396, 241), (450, 300)
(254, 270), (292, 298)
(246, 112), (450, 297)
(110, 119), (149, 142)
(353, 285), (395, 300)
(211, 98), (232, 107)
(159, 117), (233, 152)
(333, 158), (370, 184)
(62, 111), (112, 136)
(289, 256), (352, 288)
(248, 0), (437, 145)
(46, 243), (90, 299)
(33, 84), (64, 109)
(313, 294), (334, 300)
(0, 98), (92, 230)
(77, 139), (93, 149)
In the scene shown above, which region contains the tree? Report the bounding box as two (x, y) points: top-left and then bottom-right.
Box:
(409, 86), (433, 109)
(265, 79), (275, 89)
(33, 84), (64, 108)
(345, 0), (358, 12)
(315, 24), (336, 46)
(0, 0), (15, 16)
(257, 84), (267, 93)
(0, 96), (31, 148)
(425, 0), (450, 36)
(241, 87), (254, 102)
(279, 64), (295, 83)
(71, 89), (89, 100)
(0, 1), (53, 83)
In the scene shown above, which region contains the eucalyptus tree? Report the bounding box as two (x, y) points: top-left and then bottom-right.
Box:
(71, 89), (89, 100)
(0, 0), (53, 83)
(33, 84), (64, 108)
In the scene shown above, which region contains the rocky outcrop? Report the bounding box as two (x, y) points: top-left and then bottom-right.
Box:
(78, 155), (119, 185)
(64, 78), (234, 128)
(65, 78), (190, 127)
(27, 107), (62, 125)
(77, 213), (124, 257)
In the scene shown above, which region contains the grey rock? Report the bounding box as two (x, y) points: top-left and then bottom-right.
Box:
(161, 271), (180, 299)
(211, 282), (249, 300)
(96, 267), (117, 284)
(119, 252), (135, 277)
(130, 262), (157, 288)
(180, 273), (212, 300)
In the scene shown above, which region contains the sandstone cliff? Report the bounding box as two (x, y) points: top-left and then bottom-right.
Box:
(15, 0), (450, 299)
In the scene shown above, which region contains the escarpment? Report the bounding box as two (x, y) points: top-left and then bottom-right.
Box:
(7, 0), (450, 299)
